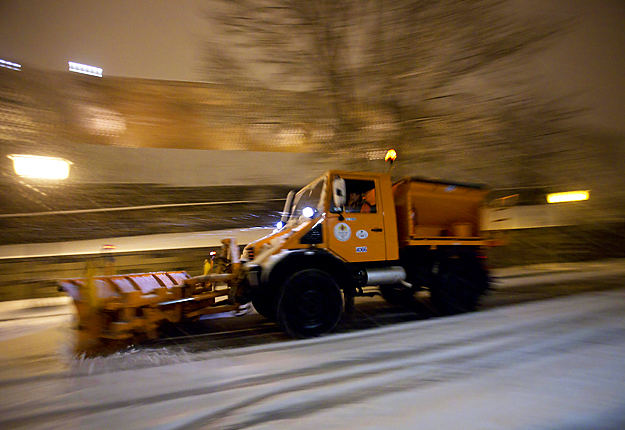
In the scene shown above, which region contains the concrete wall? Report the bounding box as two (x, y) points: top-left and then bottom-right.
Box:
(3, 222), (625, 302)
(482, 202), (594, 231)
(56, 143), (328, 187)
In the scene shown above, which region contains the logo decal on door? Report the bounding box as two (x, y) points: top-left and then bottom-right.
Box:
(334, 222), (351, 242)
(356, 246), (367, 253)
(356, 229), (368, 239)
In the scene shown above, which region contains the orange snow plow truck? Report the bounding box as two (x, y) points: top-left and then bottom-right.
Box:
(58, 170), (490, 349)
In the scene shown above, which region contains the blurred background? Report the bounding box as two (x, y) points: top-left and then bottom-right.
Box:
(0, 0), (624, 300)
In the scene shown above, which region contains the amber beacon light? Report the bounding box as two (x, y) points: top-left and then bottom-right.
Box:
(385, 149), (397, 163)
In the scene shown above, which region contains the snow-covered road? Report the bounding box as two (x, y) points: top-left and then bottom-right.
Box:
(1, 284), (624, 429)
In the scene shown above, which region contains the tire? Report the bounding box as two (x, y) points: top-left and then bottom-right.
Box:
(379, 284), (415, 306)
(276, 269), (343, 338)
(251, 291), (278, 321)
(430, 257), (488, 315)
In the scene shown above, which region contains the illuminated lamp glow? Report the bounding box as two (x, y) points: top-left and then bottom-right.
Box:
(302, 207), (315, 218)
(385, 149), (397, 162)
(0, 59), (21, 71)
(69, 61), (102, 77)
(8, 154), (72, 180)
(546, 191), (589, 204)
(276, 221), (285, 230)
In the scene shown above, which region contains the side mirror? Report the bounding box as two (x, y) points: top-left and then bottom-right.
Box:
(332, 176), (347, 211)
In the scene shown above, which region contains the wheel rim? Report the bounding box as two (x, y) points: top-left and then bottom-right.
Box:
(296, 289), (327, 329)
(278, 270), (343, 338)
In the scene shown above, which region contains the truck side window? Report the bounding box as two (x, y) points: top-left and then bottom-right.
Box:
(345, 180), (377, 213)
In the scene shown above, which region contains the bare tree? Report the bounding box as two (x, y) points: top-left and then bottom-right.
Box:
(202, 0), (573, 182)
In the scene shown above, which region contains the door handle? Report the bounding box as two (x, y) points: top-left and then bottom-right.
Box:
(371, 228), (383, 232)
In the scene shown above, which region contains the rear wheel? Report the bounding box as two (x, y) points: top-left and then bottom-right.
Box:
(379, 284), (415, 305)
(277, 269), (343, 338)
(430, 257), (488, 315)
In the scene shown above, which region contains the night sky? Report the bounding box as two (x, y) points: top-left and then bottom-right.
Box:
(0, 0), (623, 135)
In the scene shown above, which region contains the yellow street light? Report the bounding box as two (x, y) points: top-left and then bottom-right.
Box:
(8, 154), (72, 180)
(546, 191), (589, 204)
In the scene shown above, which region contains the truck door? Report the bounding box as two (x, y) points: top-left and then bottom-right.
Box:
(326, 176), (387, 262)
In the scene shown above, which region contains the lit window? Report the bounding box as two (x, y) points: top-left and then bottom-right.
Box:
(0, 59), (21, 71)
(68, 62), (102, 77)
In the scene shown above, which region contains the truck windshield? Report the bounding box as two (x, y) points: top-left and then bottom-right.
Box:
(287, 176), (326, 225)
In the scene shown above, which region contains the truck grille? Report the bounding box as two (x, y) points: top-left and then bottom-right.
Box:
(300, 223), (323, 244)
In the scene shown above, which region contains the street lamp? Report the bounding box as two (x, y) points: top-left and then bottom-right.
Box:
(8, 154), (72, 180)
(546, 191), (589, 204)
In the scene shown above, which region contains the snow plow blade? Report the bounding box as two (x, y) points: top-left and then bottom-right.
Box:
(58, 271), (241, 353)
(57, 239), (244, 354)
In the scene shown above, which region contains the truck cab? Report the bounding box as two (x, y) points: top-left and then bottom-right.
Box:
(241, 169), (490, 338)
(243, 171), (398, 262)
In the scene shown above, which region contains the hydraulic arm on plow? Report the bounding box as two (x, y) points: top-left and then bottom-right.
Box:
(58, 239), (246, 352)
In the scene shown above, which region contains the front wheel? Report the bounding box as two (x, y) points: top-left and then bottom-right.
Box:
(276, 269), (343, 338)
(251, 291), (278, 321)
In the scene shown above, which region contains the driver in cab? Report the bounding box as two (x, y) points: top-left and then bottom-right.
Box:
(346, 191), (372, 213)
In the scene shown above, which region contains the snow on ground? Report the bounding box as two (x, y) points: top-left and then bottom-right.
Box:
(0, 284), (624, 430)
